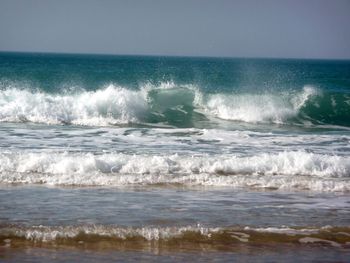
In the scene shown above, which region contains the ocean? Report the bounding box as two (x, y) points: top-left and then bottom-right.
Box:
(0, 52), (349, 262)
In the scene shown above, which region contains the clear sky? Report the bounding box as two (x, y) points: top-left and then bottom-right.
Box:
(0, 0), (349, 59)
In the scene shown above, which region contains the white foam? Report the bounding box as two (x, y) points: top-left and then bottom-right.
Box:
(0, 83), (321, 126)
(1, 225), (347, 245)
(0, 85), (148, 125)
(299, 237), (341, 247)
(0, 151), (349, 191)
(0, 225), (219, 242)
(202, 86), (318, 124)
(244, 226), (320, 236)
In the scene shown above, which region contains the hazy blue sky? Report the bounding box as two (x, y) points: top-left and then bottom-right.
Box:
(0, 0), (349, 58)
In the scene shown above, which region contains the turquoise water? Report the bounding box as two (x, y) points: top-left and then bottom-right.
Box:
(1, 52), (350, 127)
(0, 52), (349, 262)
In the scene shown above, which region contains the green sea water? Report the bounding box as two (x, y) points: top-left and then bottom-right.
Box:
(0, 52), (349, 128)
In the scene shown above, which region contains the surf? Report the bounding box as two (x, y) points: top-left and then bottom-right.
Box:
(1, 151), (349, 191)
(0, 224), (349, 250)
(0, 82), (349, 128)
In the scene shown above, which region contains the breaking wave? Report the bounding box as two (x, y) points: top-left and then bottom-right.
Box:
(0, 151), (349, 191)
(0, 82), (349, 127)
(0, 224), (349, 248)
(0, 85), (148, 126)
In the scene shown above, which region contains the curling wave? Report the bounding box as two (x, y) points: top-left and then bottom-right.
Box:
(204, 86), (318, 124)
(0, 83), (349, 127)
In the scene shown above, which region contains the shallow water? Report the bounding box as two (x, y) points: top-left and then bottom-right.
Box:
(2, 246), (350, 263)
(1, 185), (349, 262)
(1, 185), (350, 227)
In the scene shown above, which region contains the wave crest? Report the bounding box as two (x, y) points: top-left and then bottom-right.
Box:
(0, 85), (148, 126)
(204, 86), (318, 124)
(0, 83), (348, 127)
(1, 225), (348, 248)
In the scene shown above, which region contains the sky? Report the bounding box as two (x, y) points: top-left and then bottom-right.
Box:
(0, 0), (350, 59)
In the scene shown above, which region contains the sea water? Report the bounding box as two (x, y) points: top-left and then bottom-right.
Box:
(0, 52), (349, 262)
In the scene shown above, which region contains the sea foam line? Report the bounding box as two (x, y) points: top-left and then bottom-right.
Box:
(0, 151), (349, 191)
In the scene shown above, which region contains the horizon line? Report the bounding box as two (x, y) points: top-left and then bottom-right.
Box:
(0, 50), (350, 61)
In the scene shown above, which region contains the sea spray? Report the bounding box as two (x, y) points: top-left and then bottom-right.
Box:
(0, 83), (348, 127)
